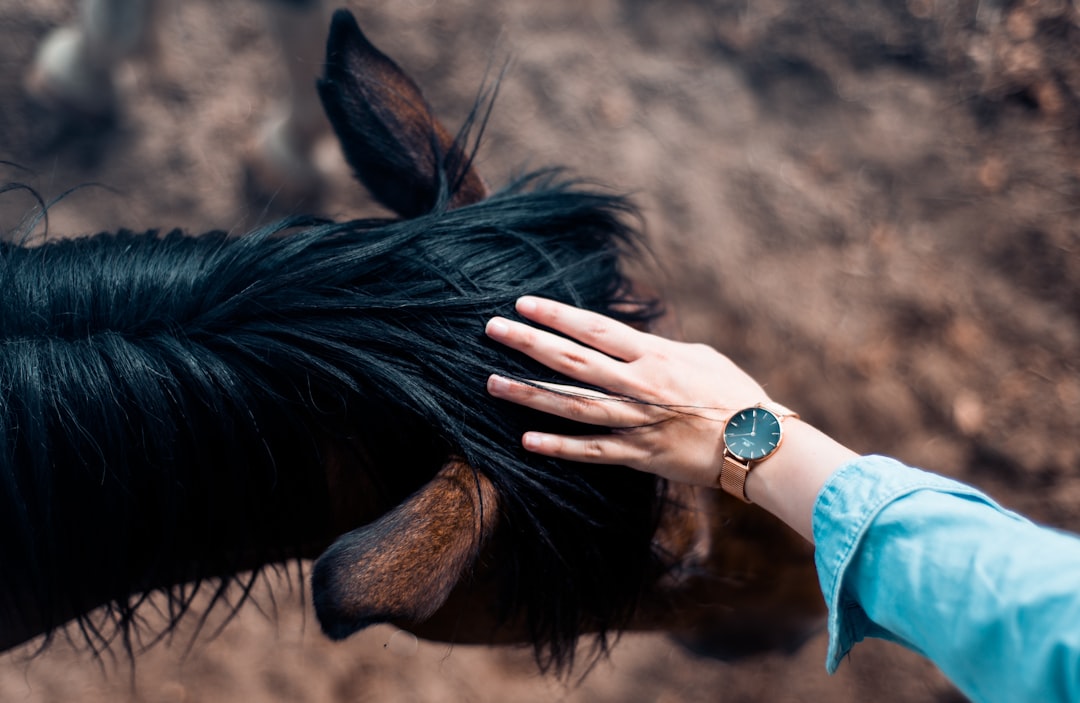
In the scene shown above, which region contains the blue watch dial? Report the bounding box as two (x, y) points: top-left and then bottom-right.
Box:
(723, 407), (783, 461)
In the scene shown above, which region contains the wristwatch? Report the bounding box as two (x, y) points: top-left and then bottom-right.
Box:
(718, 401), (799, 503)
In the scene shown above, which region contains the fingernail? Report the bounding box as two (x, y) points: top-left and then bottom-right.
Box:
(517, 297), (538, 315)
(522, 433), (543, 451)
(486, 318), (510, 338)
(487, 374), (511, 394)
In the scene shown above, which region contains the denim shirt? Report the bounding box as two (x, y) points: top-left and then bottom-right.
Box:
(813, 455), (1080, 703)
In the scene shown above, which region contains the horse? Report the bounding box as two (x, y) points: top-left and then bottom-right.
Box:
(3, 8), (825, 674)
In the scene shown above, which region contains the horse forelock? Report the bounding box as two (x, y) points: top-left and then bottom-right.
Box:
(0, 174), (664, 670)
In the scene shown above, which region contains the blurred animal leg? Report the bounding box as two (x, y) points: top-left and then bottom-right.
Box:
(26, 0), (157, 117)
(246, 0), (331, 207)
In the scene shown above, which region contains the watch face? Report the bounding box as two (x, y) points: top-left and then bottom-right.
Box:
(723, 407), (783, 461)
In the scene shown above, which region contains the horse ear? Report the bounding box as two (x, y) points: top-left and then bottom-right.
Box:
(311, 458), (498, 639)
(316, 9), (489, 217)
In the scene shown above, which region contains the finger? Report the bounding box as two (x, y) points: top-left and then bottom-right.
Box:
(487, 375), (649, 428)
(520, 431), (647, 469)
(486, 316), (630, 392)
(515, 296), (648, 362)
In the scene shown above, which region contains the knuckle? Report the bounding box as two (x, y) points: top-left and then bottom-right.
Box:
(564, 393), (594, 414)
(582, 438), (606, 459)
(512, 383), (540, 403)
(537, 305), (561, 326)
(558, 350), (590, 371)
(516, 327), (538, 349)
(586, 321), (609, 339)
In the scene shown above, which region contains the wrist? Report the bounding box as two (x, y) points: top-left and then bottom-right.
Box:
(743, 419), (858, 543)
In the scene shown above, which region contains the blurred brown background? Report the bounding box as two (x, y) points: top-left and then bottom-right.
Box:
(1, 0), (1078, 700)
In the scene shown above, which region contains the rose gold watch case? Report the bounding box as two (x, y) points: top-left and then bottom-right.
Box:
(718, 402), (798, 503)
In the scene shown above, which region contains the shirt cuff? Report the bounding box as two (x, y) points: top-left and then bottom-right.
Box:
(812, 455), (999, 673)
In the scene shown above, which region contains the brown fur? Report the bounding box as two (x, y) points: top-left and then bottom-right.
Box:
(314, 459), (499, 636)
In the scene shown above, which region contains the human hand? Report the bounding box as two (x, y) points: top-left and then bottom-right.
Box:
(485, 296), (775, 487)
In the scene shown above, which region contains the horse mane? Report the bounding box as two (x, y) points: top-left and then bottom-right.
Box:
(0, 172), (664, 671)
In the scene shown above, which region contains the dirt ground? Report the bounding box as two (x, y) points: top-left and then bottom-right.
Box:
(1, 1), (1078, 701)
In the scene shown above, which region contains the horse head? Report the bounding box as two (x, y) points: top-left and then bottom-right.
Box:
(307, 9), (825, 670)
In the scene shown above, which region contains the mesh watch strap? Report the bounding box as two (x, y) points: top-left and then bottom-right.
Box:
(719, 455), (753, 503)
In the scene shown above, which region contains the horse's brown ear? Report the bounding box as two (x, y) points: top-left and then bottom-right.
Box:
(311, 458), (498, 640)
(316, 9), (488, 217)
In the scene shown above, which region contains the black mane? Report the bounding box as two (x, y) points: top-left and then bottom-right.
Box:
(0, 172), (663, 670)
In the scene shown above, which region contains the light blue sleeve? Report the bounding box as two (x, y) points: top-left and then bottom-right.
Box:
(813, 455), (1080, 703)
